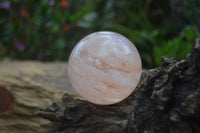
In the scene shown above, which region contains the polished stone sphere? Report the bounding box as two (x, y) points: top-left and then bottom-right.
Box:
(68, 31), (142, 105)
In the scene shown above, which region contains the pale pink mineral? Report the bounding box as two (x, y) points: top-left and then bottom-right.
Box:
(68, 31), (142, 105)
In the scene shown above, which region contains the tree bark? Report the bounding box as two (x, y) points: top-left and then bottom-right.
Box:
(0, 62), (73, 133)
(37, 39), (200, 133)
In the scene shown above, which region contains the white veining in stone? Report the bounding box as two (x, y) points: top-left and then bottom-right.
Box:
(68, 31), (142, 105)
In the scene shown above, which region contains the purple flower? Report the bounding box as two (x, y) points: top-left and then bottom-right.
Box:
(48, 0), (55, 6)
(0, 2), (10, 9)
(17, 43), (25, 51)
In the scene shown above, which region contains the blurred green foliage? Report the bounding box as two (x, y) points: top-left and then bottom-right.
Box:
(0, 0), (199, 68)
(154, 26), (199, 65)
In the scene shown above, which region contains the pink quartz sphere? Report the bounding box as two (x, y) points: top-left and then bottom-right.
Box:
(68, 31), (142, 105)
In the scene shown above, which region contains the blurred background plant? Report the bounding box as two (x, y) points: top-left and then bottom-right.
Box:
(0, 0), (199, 68)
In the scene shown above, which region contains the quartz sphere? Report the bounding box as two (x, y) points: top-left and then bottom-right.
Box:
(68, 31), (142, 105)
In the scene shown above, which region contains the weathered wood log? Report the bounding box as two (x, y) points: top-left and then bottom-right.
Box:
(37, 38), (200, 133)
(0, 62), (75, 133)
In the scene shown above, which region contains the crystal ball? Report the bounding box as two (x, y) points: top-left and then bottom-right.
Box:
(68, 31), (142, 105)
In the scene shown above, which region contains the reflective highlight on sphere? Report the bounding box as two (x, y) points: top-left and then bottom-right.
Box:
(68, 31), (142, 105)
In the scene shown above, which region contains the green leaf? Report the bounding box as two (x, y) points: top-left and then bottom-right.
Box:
(182, 26), (199, 42)
(55, 38), (66, 50)
(51, 24), (60, 32)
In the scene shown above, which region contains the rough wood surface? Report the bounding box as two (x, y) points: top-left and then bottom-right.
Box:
(37, 38), (200, 133)
(0, 62), (74, 133)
